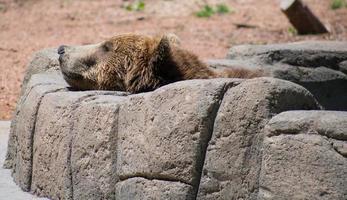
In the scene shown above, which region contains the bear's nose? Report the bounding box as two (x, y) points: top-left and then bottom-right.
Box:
(58, 45), (66, 55)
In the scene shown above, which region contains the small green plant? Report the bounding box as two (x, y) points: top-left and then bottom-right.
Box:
(136, 0), (145, 11)
(125, 4), (133, 11)
(195, 4), (233, 18)
(216, 3), (231, 14)
(331, 0), (345, 10)
(195, 5), (215, 18)
(288, 27), (298, 35)
(124, 0), (145, 12)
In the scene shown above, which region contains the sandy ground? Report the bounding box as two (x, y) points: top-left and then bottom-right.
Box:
(0, 0), (346, 120)
(0, 121), (49, 200)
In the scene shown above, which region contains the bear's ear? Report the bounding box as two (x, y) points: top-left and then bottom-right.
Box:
(150, 35), (172, 70)
(125, 35), (177, 93)
(125, 36), (170, 93)
(166, 33), (181, 46)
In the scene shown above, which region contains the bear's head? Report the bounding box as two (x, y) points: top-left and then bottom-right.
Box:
(58, 34), (181, 93)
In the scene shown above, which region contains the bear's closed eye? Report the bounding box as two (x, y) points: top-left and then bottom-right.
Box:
(102, 42), (113, 52)
(83, 58), (97, 67)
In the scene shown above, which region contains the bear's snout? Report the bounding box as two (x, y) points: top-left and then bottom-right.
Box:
(58, 45), (66, 55)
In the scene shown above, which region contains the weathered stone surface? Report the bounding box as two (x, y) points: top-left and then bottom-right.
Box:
(31, 91), (98, 199)
(265, 110), (347, 140)
(115, 177), (194, 200)
(197, 78), (320, 200)
(272, 66), (347, 111)
(71, 95), (125, 200)
(3, 73), (68, 191)
(207, 59), (263, 72)
(210, 41), (347, 110)
(31, 91), (125, 200)
(117, 79), (242, 198)
(227, 41), (347, 68)
(0, 121), (50, 200)
(259, 111), (347, 200)
(340, 60), (347, 74)
(21, 48), (60, 95)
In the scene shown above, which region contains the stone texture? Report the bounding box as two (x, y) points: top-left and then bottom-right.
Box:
(21, 48), (61, 95)
(0, 121), (50, 200)
(227, 41), (347, 68)
(71, 95), (125, 200)
(259, 111), (347, 200)
(209, 41), (347, 110)
(116, 79), (242, 199)
(340, 60), (347, 74)
(4, 49), (68, 188)
(265, 110), (347, 140)
(3, 73), (68, 191)
(31, 91), (126, 200)
(31, 91), (99, 199)
(273, 66), (347, 111)
(197, 78), (320, 200)
(115, 177), (194, 200)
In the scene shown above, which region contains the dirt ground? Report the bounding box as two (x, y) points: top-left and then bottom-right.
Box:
(0, 0), (346, 120)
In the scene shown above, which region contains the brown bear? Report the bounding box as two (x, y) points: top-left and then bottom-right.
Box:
(58, 33), (262, 93)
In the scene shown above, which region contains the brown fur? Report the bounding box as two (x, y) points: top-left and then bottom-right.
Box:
(59, 33), (262, 93)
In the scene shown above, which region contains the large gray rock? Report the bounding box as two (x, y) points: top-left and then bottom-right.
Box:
(31, 91), (94, 199)
(259, 111), (347, 200)
(116, 79), (242, 199)
(5, 47), (347, 200)
(70, 95), (125, 200)
(31, 91), (126, 199)
(3, 73), (68, 191)
(209, 41), (347, 111)
(227, 41), (347, 68)
(31, 91), (122, 199)
(197, 78), (320, 200)
(5, 67), (245, 200)
(4, 47), (65, 175)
